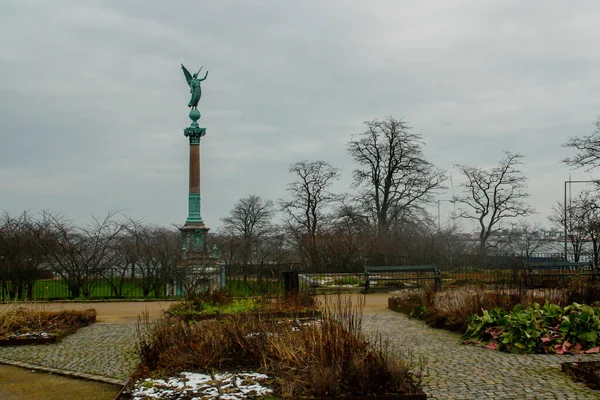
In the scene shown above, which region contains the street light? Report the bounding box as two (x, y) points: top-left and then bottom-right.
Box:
(437, 199), (453, 231)
(563, 180), (600, 261)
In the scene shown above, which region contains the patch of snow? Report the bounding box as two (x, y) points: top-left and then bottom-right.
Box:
(9, 331), (51, 340)
(131, 371), (272, 400)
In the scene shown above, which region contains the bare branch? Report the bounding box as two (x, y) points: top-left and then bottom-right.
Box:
(347, 116), (447, 233)
(454, 151), (535, 255)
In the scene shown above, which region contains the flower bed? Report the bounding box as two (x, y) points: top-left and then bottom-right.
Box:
(166, 290), (320, 321)
(389, 285), (600, 355)
(128, 295), (424, 399)
(0, 305), (96, 345)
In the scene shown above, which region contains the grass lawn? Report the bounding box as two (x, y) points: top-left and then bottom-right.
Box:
(2, 278), (165, 300)
(225, 278), (284, 297)
(2, 277), (285, 300)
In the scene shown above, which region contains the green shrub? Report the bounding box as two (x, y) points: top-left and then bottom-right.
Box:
(462, 302), (600, 354)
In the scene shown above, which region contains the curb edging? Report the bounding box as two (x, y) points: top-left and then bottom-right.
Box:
(0, 357), (126, 386)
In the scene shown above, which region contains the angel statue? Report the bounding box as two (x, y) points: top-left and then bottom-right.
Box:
(181, 64), (209, 109)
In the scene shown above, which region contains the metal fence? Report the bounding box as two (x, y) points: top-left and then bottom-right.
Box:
(1, 253), (595, 301)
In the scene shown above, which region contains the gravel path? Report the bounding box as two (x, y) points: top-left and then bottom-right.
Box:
(0, 322), (138, 385)
(363, 310), (600, 399)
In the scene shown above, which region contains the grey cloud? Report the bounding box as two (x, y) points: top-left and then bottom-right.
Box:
(2, 0), (600, 231)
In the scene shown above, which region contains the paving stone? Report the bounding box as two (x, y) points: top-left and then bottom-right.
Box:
(1, 310), (600, 399)
(0, 322), (137, 381)
(362, 310), (600, 399)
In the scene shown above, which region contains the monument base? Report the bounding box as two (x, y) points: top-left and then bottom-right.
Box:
(173, 223), (222, 297)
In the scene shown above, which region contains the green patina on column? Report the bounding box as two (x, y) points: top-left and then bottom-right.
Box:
(186, 193), (203, 224)
(183, 108), (206, 225)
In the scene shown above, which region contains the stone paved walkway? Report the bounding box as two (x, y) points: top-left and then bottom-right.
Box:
(0, 322), (137, 384)
(363, 310), (600, 399)
(2, 307), (600, 398)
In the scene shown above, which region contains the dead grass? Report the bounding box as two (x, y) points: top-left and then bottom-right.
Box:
(135, 294), (422, 398)
(0, 302), (96, 339)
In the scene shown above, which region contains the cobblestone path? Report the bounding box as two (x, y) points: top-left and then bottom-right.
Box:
(0, 322), (137, 384)
(2, 310), (600, 398)
(363, 310), (600, 399)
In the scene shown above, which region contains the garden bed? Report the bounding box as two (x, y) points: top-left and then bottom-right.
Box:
(389, 285), (600, 355)
(165, 290), (320, 321)
(127, 294), (424, 399)
(562, 361), (600, 390)
(0, 305), (96, 345)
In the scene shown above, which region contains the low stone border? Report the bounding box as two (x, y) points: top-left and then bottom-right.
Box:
(562, 361), (600, 390)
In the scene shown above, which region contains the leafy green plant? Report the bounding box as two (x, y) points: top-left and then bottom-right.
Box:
(408, 305), (428, 319)
(200, 298), (259, 315)
(462, 302), (600, 354)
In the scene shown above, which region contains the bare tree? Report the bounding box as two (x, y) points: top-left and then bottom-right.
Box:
(318, 211), (366, 271)
(556, 191), (600, 265)
(0, 212), (48, 300)
(454, 152), (534, 256)
(220, 195), (274, 265)
(549, 200), (588, 262)
(38, 211), (125, 298)
(173, 259), (216, 299)
(281, 160), (340, 269)
(579, 193), (600, 266)
(347, 117), (447, 233)
(508, 220), (555, 258)
(563, 119), (600, 170)
(122, 219), (180, 297)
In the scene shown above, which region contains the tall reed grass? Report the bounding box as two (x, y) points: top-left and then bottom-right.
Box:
(136, 294), (422, 397)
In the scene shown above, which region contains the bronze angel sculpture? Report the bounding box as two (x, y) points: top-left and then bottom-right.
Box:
(181, 64), (209, 109)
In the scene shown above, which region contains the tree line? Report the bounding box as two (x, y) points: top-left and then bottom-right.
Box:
(217, 115), (600, 268)
(3, 115), (600, 298)
(0, 211), (180, 300)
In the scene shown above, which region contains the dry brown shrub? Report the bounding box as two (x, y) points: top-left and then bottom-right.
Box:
(563, 277), (600, 305)
(135, 295), (422, 397)
(0, 303), (96, 339)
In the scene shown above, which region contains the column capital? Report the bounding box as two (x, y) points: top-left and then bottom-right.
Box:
(184, 126), (206, 144)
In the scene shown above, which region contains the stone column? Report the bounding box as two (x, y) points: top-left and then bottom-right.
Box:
(185, 130), (204, 225)
(181, 109), (209, 258)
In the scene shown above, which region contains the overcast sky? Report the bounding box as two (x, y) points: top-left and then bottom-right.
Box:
(1, 0), (600, 232)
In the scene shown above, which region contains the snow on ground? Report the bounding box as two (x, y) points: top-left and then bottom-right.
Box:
(131, 371), (272, 400)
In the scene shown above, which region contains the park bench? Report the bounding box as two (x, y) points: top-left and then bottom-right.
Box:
(523, 260), (599, 288)
(364, 265), (441, 293)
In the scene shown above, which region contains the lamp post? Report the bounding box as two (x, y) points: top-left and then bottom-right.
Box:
(563, 180), (599, 261)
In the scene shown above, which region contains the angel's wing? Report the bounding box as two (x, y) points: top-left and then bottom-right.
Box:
(181, 64), (193, 86)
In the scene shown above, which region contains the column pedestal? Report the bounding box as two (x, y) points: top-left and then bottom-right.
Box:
(179, 112), (219, 261)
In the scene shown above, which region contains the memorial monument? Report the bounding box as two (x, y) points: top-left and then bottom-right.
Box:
(179, 64), (216, 263)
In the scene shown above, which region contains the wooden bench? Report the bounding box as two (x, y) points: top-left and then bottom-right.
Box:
(523, 260), (599, 288)
(364, 265), (441, 293)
